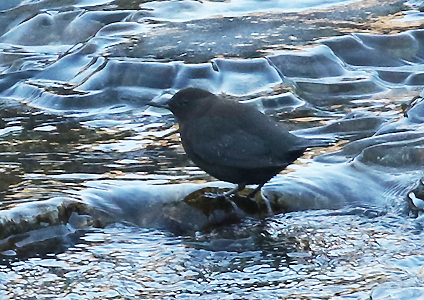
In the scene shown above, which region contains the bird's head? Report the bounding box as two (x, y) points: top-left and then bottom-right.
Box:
(148, 88), (214, 122)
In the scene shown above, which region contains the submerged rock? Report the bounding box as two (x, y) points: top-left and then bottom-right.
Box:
(0, 197), (101, 253)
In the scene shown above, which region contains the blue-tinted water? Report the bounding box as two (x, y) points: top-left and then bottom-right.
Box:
(0, 0), (424, 299)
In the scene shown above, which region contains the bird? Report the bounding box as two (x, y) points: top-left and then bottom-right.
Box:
(148, 87), (332, 199)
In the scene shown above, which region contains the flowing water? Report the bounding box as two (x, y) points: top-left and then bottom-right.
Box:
(1, 0), (424, 299)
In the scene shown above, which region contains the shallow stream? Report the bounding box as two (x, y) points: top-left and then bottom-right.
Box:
(1, 0), (424, 299)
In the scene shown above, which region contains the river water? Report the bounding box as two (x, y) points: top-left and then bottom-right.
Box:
(1, 0), (424, 299)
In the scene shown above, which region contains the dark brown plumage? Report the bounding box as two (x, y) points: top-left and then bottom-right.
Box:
(148, 88), (330, 198)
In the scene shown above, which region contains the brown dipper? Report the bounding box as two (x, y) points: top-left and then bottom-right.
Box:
(148, 88), (331, 198)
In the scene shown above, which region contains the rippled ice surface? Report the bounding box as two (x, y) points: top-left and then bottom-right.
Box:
(1, 0), (424, 299)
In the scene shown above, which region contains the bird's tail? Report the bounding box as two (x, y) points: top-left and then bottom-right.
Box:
(293, 135), (336, 149)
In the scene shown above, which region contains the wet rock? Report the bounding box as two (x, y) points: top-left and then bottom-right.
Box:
(0, 197), (98, 249)
(0, 180), (288, 243)
(79, 182), (208, 231)
(78, 182), (274, 234)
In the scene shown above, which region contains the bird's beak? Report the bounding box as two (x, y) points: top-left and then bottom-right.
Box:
(146, 94), (173, 110)
(146, 101), (169, 109)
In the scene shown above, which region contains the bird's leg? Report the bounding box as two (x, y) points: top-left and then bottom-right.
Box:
(223, 183), (246, 197)
(247, 182), (274, 216)
(247, 182), (266, 199)
(203, 183), (245, 200)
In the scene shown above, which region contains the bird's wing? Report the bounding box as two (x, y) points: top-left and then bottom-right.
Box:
(185, 124), (297, 169)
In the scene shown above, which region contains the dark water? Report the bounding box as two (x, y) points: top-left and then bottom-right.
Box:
(1, 0), (424, 298)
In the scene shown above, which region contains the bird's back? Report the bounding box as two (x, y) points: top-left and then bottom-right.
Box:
(166, 88), (332, 185)
(179, 96), (306, 171)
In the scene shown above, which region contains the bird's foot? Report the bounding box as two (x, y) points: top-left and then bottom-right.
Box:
(202, 191), (256, 214)
(203, 185), (271, 216)
(203, 185), (242, 201)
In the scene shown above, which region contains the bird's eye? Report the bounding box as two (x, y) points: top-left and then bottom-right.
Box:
(182, 98), (189, 106)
